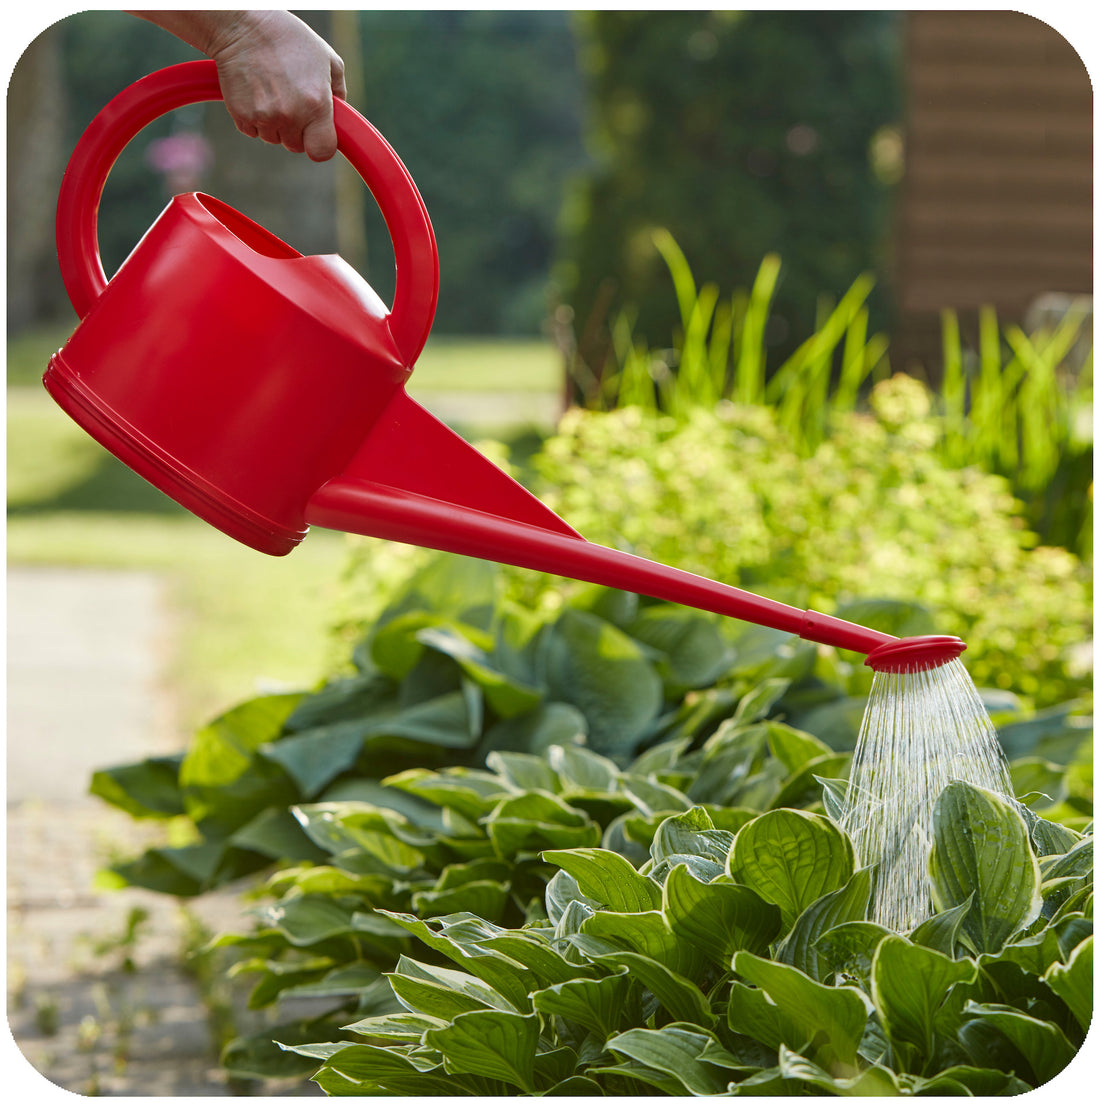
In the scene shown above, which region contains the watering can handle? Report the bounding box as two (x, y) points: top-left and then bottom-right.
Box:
(55, 60), (439, 366)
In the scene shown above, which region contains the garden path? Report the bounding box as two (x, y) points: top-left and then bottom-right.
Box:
(6, 565), (317, 1097)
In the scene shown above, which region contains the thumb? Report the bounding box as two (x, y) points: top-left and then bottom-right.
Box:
(302, 108), (338, 162)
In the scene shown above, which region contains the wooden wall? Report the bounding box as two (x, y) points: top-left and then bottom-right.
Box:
(891, 11), (1092, 375)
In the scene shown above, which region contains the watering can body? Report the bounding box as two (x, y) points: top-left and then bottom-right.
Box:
(47, 60), (573, 556)
(47, 62), (958, 671)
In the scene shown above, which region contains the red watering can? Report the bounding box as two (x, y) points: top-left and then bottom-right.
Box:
(47, 62), (960, 673)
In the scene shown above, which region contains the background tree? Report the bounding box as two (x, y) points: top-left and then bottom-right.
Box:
(558, 10), (903, 373)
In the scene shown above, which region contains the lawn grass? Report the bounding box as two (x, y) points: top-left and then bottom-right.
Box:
(7, 327), (562, 731)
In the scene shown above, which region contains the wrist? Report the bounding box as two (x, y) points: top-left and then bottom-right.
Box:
(127, 10), (265, 59)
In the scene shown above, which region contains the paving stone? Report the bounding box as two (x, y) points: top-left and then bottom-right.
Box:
(6, 566), (323, 1097)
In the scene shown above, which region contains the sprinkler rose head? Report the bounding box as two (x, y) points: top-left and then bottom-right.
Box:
(865, 634), (966, 673)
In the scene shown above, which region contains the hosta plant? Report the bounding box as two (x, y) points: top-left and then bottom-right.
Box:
(207, 709), (851, 1079)
(283, 781), (1092, 1096)
(206, 712), (1090, 1087)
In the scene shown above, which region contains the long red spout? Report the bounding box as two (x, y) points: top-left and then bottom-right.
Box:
(306, 476), (897, 656)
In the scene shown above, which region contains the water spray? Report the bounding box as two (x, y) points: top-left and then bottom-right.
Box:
(842, 636), (1014, 931)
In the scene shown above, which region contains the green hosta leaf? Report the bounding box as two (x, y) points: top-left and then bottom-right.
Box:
(1040, 837), (1093, 880)
(581, 910), (705, 981)
(770, 752), (850, 811)
(259, 724), (366, 797)
(625, 606), (734, 691)
(290, 802), (420, 863)
(229, 806), (328, 862)
(417, 624), (544, 717)
(911, 1064), (1033, 1096)
(307, 1041), (475, 1095)
(871, 934), (978, 1069)
(267, 864), (392, 902)
(727, 808), (855, 927)
(531, 973), (632, 1040)
(929, 781), (1043, 953)
(477, 932), (594, 989)
(630, 735), (693, 776)
(223, 1019), (337, 1081)
(367, 689), (483, 747)
(318, 778), (449, 832)
(390, 955), (518, 1013)
(909, 894), (973, 958)
(180, 693), (302, 835)
(813, 921), (892, 989)
(389, 973), (497, 1021)
(411, 880), (509, 921)
(89, 754), (185, 819)
(548, 742), (620, 791)
(482, 702), (588, 756)
(280, 962), (383, 1001)
(648, 854), (725, 886)
(766, 723), (832, 775)
(425, 1009), (539, 1092)
(618, 775), (693, 817)
(1042, 935), (1093, 1030)
(378, 912), (533, 1011)
(385, 767), (510, 821)
(484, 750), (561, 793)
(234, 956), (333, 1010)
(732, 678), (790, 725)
(651, 807), (736, 865)
(662, 863), (780, 966)
(1041, 838), (1094, 913)
(959, 1002), (1077, 1087)
(606, 1025), (731, 1096)
(533, 1045), (580, 1088)
(254, 894), (355, 947)
(776, 1045), (903, 1095)
(284, 671), (396, 730)
(1028, 814), (1083, 857)
(729, 951), (870, 1070)
(486, 791), (601, 857)
(342, 1011), (448, 1042)
(435, 856), (511, 891)
(541, 1075), (605, 1096)
(542, 848), (662, 912)
(685, 721), (768, 805)
(540, 609), (663, 755)
(775, 865), (873, 980)
(545, 868), (602, 927)
(815, 775), (848, 822)
(980, 914), (1082, 977)
(596, 950), (713, 1027)
(101, 840), (227, 897)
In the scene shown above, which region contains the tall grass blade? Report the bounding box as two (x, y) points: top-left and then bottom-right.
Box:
(971, 305), (1004, 470)
(652, 228), (697, 335)
(734, 254), (781, 406)
(939, 309), (967, 468)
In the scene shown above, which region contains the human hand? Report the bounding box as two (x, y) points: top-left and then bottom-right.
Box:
(130, 10), (347, 161)
(206, 11), (346, 161)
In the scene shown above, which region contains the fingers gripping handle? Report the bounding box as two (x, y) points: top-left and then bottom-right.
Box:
(55, 60), (439, 364)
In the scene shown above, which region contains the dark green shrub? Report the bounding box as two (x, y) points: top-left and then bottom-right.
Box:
(559, 11), (902, 372)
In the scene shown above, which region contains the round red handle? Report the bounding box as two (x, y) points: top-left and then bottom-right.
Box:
(55, 60), (439, 365)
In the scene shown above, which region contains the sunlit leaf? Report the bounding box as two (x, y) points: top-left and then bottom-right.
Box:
(728, 808), (855, 926)
(929, 782), (1042, 953)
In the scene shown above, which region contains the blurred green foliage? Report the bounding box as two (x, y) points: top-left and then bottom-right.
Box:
(355, 10), (587, 334)
(558, 10), (902, 371)
(528, 392), (1091, 707)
